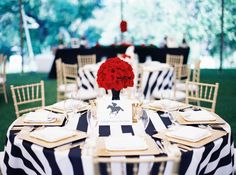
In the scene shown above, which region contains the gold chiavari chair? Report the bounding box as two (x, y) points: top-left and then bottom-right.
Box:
(185, 80), (219, 112)
(11, 81), (45, 118)
(0, 54), (8, 103)
(93, 155), (180, 175)
(56, 59), (78, 101)
(62, 63), (78, 96)
(166, 54), (184, 67)
(77, 54), (96, 68)
(175, 64), (190, 91)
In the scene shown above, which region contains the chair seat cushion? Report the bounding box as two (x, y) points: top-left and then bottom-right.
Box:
(153, 90), (186, 102)
(65, 89), (97, 101)
(0, 77), (6, 83)
(58, 84), (77, 92)
(176, 82), (198, 92)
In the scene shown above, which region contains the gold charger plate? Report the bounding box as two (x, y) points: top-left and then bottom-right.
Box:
(95, 135), (161, 156)
(172, 111), (226, 125)
(17, 129), (87, 148)
(45, 105), (88, 114)
(152, 129), (227, 148)
(14, 114), (66, 126)
(142, 102), (191, 112)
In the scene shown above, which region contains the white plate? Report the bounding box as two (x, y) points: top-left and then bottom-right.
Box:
(23, 110), (57, 123)
(30, 127), (76, 142)
(105, 135), (148, 151)
(166, 126), (212, 142)
(181, 110), (216, 121)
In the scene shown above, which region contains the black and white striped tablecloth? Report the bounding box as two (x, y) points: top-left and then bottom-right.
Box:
(2, 110), (234, 175)
(78, 66), (174, 100)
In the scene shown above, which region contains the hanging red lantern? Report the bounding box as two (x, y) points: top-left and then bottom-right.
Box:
(120, 20), (127, 33)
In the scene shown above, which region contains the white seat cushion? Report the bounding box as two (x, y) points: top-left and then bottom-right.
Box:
(65, 89), (97, 101)
(234, 148), (236, 172)
(153, 90), (186, 102)
(58, 84), (77, 92)
(176, 82), (198, 92)
(0, 77), (6, 84)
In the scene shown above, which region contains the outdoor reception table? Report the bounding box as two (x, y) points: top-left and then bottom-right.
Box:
(2, 101), (234, 175)
(78, 62), (174, 99)
(48, 46), (189, 79)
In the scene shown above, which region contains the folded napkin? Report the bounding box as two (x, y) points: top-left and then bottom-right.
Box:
(30, 127), (76, 142)
(105, 135), (148, 151)
(23, 110), (57, 123)
(166, 126), (212, 142)
(181, 110), (216, 121)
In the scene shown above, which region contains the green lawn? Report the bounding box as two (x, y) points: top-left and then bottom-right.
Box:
(0, 69), (236, 151)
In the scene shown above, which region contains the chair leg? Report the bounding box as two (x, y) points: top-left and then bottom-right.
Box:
(3, 84), (8, 103)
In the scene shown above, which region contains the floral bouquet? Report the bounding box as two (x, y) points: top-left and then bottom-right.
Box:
(97, 57), (134, 91)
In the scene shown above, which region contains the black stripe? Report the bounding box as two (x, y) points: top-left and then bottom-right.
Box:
(157, 111), (172, 127)
(82, 84), (88, 90)
(200, 134), (232, 175)
(83, 70), (94, 89)
(8, 134), (41, 175)
(90, 71), (95, 79)
(150, 71), (162, 96)
(143, 72), (153, 98)
(99, 125), (110, 136)
(145, 115), (157, 136)
(121, 125), (134, 135)
(158, 70), (169, 90)
(76, 111), (88, 132)
(43, 148), (62, 175)
(22, 141), (45, 173)
(179, 150), (194, 175)
(68, 147), (84, 175)
(195, 141), (215, 174)
(4, 152), (28, 175)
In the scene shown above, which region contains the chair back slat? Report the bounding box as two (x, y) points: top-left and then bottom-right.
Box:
(166, 54), (183, 67)
(185, 81), (219, 112)
(94, 155), (180, 175)
(62, 63), (78, 93)
(11, 81), (45, 118)
(77, 54), (96, 68)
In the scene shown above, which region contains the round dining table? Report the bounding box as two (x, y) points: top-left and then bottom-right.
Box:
(2, 102), (234, 175)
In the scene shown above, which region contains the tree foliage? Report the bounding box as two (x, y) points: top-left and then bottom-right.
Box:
(0, 0), (235, 63)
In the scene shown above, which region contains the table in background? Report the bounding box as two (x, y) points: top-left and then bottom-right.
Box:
(2, 109), (234, 175)
(78, 62), (174, 99)
(48, 46), (189, 79)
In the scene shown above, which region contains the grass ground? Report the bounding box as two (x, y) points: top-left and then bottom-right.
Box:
(0, 69), (236, 151)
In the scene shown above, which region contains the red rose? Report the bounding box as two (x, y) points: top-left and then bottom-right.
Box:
(97, 57), (134, 91)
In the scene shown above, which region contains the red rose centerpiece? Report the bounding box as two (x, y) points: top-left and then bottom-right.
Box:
(97, 57), (134, 100)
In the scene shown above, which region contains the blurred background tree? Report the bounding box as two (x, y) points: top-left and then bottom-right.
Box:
(0, 0), (235, 67)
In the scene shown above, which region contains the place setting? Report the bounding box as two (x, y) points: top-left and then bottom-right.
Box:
(13, 109), (66, 126)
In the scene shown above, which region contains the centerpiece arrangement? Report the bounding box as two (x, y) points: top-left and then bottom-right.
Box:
(97, 57), (134, 100)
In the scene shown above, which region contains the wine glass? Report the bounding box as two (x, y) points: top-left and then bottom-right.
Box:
(86, 103), (98, 137)
(159, 90), (169, 118)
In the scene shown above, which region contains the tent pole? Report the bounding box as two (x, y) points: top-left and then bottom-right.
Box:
(19, 0), (24, 73)
(220, 0), (224, 71)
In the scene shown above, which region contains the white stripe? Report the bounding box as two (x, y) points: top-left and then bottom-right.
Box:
(110, 124), (122, 136)
(63, 113), (81, 130)
(146, 110), (167, 131)
(138, 155), (154, 175)
(31, 144), (52, 175)
(198, 138), (223, 173)
(214, 163), (234, 175)
(185, 147), (205, 174)
(205, 137), (232, 174)
(54, 150), (74, 174)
